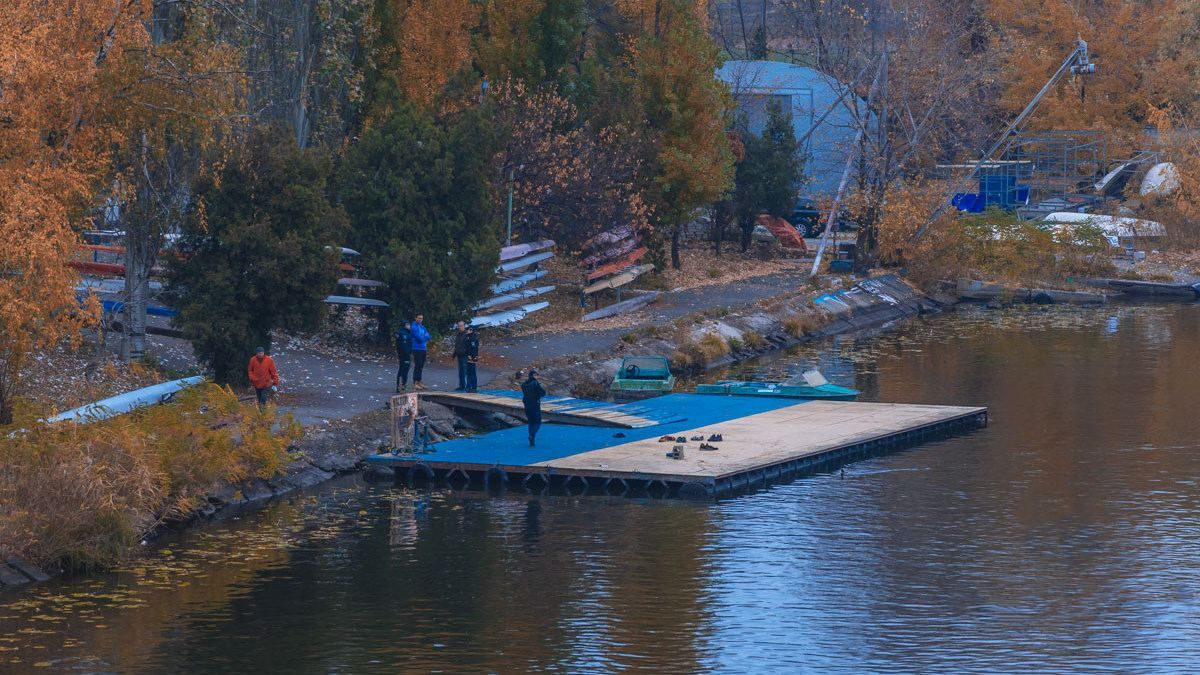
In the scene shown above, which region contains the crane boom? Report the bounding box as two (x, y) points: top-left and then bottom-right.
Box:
(910, 39), (1096, 243)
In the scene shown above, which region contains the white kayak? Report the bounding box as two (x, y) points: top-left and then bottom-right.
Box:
(491, 270), (548, 294)
(500, 239), (555, 262)
(581, 292), (660, 321)
(582, 263), (653, 295)
(47, 376), (205, 424)
(473, 285), (555, 311)
(470, 301), (550, 328)
(325, 295), (389, 308)
(1140, 162), (1180, 197)
(496, 251), (554, 273)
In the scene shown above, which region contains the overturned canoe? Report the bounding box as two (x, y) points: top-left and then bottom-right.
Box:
(47, 376), (206, 424)
(473, 285), (556, 311)
(470, 301), (550, 328)
(491, 270), (548, 294)
(496, 251), (554, 273)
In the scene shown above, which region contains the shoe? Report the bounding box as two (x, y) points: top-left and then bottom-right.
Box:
(699, 443), (719, 451)
(689, 435), (704, 441)
(658, 435), (675, 442)
(415, 383), (426, 390)
(675, 436), (687, 443)
(454, 387), (465, 392)
(667, 445), (685, 459)
(707, 434), (723, 442)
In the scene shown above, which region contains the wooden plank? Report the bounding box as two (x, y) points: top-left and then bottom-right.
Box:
(534, 401), (985, 478)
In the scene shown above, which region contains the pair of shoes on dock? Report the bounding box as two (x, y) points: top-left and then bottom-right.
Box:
(689, 435), (705, 441)
(699, 443), (719, 451)
(707, 433), (723, 442)
(666, 445), (685, 459)
(658, 435), (675, 442)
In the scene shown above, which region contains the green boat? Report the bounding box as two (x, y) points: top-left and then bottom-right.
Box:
(611, 356), (675, 397)
(695, 370), (859, 400)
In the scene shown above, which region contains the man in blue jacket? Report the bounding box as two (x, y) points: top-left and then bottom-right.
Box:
(394, 321), (413, 392)
(410, 314), (432, 390)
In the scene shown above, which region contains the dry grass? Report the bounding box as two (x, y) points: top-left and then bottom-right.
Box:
(783, 311), (831, 339)
(670, 332), (732, 374)
(0, 384), (298, 569)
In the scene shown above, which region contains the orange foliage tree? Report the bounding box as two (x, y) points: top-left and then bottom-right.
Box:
(371, 0), (480, 112)
(0, 0), (153, 424)
(986, 0), (1191, 132)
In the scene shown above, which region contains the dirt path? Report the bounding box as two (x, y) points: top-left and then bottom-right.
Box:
(139, 269), (810, 426)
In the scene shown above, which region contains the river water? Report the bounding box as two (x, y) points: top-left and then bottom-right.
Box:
(3, 302), (1200, 673)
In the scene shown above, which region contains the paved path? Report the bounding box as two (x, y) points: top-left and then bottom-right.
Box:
(145, 270), (809, 426)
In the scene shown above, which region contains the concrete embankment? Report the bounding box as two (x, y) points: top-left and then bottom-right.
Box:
(524, 274), (942, 398)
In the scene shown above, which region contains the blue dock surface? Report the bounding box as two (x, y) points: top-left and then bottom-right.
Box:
(368, 393), (988, 497)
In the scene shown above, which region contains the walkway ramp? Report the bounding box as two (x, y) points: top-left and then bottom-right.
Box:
(420, 390), (671, 429)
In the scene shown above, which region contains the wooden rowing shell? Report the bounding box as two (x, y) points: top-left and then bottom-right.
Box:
(582, 263), (653, 295)
(586, 247), (648, 281)
(581, 238), (637, 267)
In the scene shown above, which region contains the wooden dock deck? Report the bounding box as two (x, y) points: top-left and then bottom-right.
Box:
(367, 394), (987, 498)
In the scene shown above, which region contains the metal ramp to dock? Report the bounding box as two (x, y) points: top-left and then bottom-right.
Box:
(369, 394), (988, 498)
(419, 390), (675, 429)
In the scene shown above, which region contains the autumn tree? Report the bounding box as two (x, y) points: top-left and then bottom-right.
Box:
(474, 0), (586, 87)
(368, 0), (480, 113)
(985, 0), (1190, 132)
(489, 80), (649, 252)
(170, 127), (345, 385)
(0, 1), (163, 423)
(620, 0), (734, 270)
(338, 105), (500, 331)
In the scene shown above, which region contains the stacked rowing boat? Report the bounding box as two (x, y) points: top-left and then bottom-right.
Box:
(579, 226), (657, 320)
(471, 240), (556, 328)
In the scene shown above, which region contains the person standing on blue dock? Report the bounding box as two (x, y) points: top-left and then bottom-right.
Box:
(521, 369), (546, 447)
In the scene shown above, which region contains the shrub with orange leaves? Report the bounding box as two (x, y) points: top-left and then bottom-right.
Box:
(0, 384), (298, 569)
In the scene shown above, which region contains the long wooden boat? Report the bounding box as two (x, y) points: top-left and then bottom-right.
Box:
(581, 238), (637, 267)
(582, 263), (653, 295)
(586, 247), (649, 281)
(337, 278), (386, 288)
(581, 292), (659, 321)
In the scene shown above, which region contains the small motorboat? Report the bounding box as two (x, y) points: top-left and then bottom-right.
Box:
(695, 369), (859, 400)
(610, 356), (675, 398)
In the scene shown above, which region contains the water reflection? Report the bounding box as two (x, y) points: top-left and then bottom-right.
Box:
(3, 303), (1200, 672)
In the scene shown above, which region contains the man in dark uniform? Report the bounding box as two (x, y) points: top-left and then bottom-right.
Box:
(521, 369), (546, 447)
(394, 321), (413, 392)
(464, 325), (480, 392)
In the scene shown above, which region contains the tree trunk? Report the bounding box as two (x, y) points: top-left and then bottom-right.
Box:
(739, 220), (752, 252)
(0, 354), (15, 426)
(123, 241), (150, 362)
(670, 224), (682, 270)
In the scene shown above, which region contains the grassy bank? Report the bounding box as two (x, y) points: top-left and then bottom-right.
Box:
(0, 384), (298, 571)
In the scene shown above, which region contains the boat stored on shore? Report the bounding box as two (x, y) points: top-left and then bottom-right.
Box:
(695, 370), (859, 401)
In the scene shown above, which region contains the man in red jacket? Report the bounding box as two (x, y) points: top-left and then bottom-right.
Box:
(247, 346), (280, 407)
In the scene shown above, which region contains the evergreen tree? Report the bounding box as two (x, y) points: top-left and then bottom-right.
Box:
(735, 100), (802, 251)
(170, 126), (346, 385)
(338, 104), (500, 334)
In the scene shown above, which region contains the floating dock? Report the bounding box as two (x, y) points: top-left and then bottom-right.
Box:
(367, 393), (987, 498)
